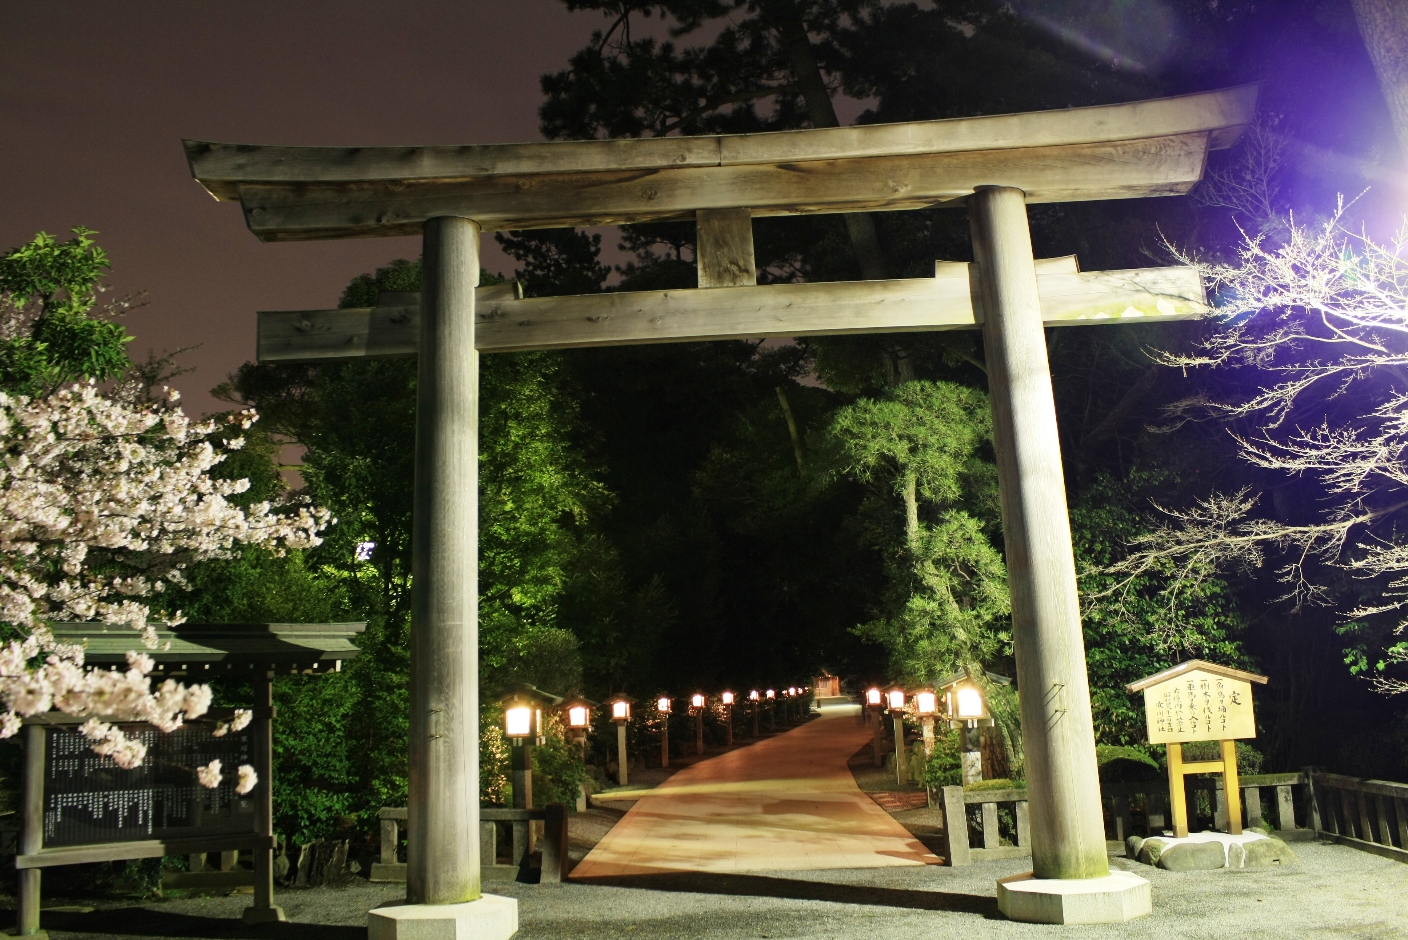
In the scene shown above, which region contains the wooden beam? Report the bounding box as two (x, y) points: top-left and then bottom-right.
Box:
(234, 133), (1212, 240)
(256, 264), (1205, 363)
(17, 834), (271, 869)
(185, 86), (1256, 201)
(696, 209), (756, 287)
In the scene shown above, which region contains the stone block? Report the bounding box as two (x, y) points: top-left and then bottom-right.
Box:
(367, 896), (518, 940)
(1132, 831), (1298, 871)
(996, 871), (1152, 924)
(1243, 837), (1297, 867)
(1125, 835), (1145, 860)
(1157, 841), (1226, 871)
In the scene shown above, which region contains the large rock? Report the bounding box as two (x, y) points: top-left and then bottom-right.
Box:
(1156, 841), (1228, 871)
(1243, 837), (1298, 867)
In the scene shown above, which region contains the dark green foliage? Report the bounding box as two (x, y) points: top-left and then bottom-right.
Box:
(1072, 473), (1248, 746)
(0, 228), (132, 395)
(923, 728), (963, 789)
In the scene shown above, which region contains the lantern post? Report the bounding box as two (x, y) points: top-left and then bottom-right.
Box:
(656, 695), (672, 768)
(609, 695), (634, 786)
(884, 686), (908, 787)
(690, 694), (707, 755)
(915, 688), (939, 757)
(866, 687), (884, 766)
(721, 691), (735, 747)
(748, 690), (760, 738)
(765, 689), (776, 732)
(561, 696), (596, 811)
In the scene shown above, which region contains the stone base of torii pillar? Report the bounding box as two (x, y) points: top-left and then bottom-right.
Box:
(368, 896), (519, 940)
(970, 186), (1150, 922)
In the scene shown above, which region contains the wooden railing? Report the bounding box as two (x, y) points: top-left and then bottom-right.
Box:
(938, 786), (1030, 866)
(1102, 772), (1312, 843)
(369, 804), (570, 883)
(938, 773), (1315, 866)
(1309, 772), (1408, 863)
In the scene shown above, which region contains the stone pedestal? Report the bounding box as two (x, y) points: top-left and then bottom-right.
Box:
(996, 871), (1151, 924)
(368, 896), (518, 940)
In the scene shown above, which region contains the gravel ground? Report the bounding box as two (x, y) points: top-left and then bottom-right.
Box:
(10, 842), (1407, 940)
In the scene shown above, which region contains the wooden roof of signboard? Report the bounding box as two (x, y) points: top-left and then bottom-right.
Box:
(1125, 658), (1269, 693)
(184, 85), (1257, 241)
(50, 622), (365, 676)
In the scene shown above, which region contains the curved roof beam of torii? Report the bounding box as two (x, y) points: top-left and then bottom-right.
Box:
(184, 85), (1257, 242)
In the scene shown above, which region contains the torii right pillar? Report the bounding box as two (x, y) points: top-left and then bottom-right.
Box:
(970, 187), (1152, 923)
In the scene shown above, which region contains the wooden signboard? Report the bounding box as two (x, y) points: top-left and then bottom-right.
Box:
(1127, 660), (1267, 837)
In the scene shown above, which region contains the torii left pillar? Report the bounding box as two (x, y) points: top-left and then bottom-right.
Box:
(368, 217), (518, 940)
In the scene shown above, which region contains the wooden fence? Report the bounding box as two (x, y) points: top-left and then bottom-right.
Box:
(939, 772), (1321, 867)
(1308, 772), (1408, 864)
(369, 804), (570, 883)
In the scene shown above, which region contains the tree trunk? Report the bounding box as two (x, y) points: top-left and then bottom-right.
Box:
(762, 0), (888, 279)
(902, 469), (920, 551)
(1353, 0), (1408, 160)
(775, 386), (807, 478)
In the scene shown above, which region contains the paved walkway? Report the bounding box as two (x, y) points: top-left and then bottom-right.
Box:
(570, 706), (941, 878)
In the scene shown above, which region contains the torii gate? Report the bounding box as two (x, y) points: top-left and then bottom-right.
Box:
(184, 83), (1256, 932)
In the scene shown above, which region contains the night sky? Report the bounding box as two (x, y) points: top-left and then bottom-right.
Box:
(2, 2), (1398, 419)
(1, 0), (622, 416)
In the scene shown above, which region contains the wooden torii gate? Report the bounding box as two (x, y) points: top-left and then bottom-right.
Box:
(184, 83), (1256, 932)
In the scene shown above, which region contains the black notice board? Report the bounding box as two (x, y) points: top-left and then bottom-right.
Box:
(44, 722), (254, 847)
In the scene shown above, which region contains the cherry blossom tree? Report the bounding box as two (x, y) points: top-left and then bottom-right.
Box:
(0, 229), (329, 788)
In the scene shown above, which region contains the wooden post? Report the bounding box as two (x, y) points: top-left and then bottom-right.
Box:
(969, 186), (1109, 881)
(1167, 743), (1190, 838)
(872, 710), (884, 767)
(892, 714), (908, 787)
(661, 722), (669, 769)
(695, 208), (756, 288)
(920, 716), (935, 757)
(17, 723), (44, 938)
(243, 671), (285, 924)
(694, 711), (704, 755)
(408, 216), (481, 906)
(511, 744), (532, 809)
(961, 725), (983, 785)
(941, 786), (971, 866)
(724, 707), (733, 748)
(540, 804), (569, 884)
(752, 704), (759, 739)
(1221, 739), (1243, 834)
(616, 723), (629, 786)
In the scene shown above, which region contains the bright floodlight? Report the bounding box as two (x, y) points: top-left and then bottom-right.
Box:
(722, 691), (735, 705)
(691, 693), (705, 709)
(887, 689), (905, 710)
(657, 696), (671, 713)
(505, 706), (533, 738)
(957, 686), (985, 719)
(866, 687), (882, 706)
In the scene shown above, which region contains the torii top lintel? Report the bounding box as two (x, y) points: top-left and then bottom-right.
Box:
(185, 86), (1257, 242)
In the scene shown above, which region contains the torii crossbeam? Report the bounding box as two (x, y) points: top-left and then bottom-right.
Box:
(185, 84), (1256, 933)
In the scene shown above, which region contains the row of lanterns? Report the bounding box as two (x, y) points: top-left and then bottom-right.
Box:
(860, 672), (995, 787)
(497, 684), (812, 804)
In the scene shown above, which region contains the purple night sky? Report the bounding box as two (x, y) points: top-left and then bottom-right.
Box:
(1, 0), (625, 416)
